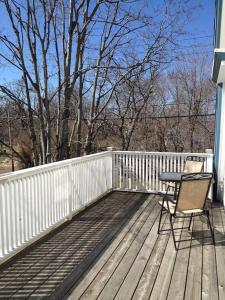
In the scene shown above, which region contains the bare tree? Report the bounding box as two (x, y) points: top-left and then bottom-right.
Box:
(109, 73), (155, 150)
(82, 0), (204, 153)
(0, 0), (204, 167)
(166, 54), (215, 152)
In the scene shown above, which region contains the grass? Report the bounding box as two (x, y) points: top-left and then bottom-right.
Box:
(0, 156), (7, 163)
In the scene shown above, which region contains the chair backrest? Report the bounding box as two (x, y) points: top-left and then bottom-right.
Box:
(175, 173), (212, 213)
(183, 156), (204, 173)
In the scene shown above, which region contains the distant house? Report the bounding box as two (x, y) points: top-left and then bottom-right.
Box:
(213, 0), (225, 203)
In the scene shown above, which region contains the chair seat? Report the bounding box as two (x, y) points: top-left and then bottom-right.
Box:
(159, 199), (176, 214)
(159, 199), (203, 215)
(162, 181), (176, 189)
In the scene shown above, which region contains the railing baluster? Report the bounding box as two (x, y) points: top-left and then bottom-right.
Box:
(0, 184), (4, 257)
(123, 153), (126, 189)
(128, 154), (131, 189)
(1, 183), (7, 255)
(127, 154), (129, 189)
(131, 154), (134, 189)
(155, 154), (158, 191)
(112, 150), (213, 194)
(153, 154), (156, 190)
(142, 154), (145, 190)
(137, 154), (140, 190)
(159, 154), (162, 191)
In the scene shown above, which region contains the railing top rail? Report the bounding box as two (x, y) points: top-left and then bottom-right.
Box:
(0, 150), (213, 184)
(113, 150), (213, 157)
(0, 151), (110, 183)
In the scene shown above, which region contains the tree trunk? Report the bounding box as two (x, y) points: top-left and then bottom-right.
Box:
(60, 87), (71, 160)
(75, 109), (82, 156)
(84, 126), (94, 155)
(75, 54), (84, 157)
(46, 108), (52, 163)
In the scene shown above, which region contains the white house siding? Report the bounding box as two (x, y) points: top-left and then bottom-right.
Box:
(215, 0), (225, 48)
(213, 0), (225, 204)
(215, 85), (225, 203)
(220, 1), (225, 48)
(214, 85), (222, 171)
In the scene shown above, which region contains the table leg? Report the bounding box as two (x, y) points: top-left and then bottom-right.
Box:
(174, 182), (178, 200)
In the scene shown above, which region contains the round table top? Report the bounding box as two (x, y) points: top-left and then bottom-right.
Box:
(159, 172), (186, 182)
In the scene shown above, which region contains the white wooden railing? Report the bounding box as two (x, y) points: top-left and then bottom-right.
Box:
(0, 149), (213, 263)
(0, 151), (112, 263)
(112, 151), (213, 193)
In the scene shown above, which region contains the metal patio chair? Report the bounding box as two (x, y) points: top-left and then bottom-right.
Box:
(158, 173), (214, 250)
(161, 156), (204, 195)
(183, 156), (204, 173)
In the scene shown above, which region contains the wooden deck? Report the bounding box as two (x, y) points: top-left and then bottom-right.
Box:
(0, 191), (225, 299)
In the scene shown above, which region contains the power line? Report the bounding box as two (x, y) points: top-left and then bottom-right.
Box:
(138, 113), (215, 120)
(80, 113), (215, 121)
(89, 34), (213, 41)
(0, 112), (215, 122)
(177, 35), (213, 41)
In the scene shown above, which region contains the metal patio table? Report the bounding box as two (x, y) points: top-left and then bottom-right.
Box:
(159, 172), (186, 199)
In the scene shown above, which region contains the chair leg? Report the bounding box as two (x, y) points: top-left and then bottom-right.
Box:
(158, 205), (164, 234)
(206, 211), (215, 245)
(188, 213), (193, 231)
(169, 215), (177, 250)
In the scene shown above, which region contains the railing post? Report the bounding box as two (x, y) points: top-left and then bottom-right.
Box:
(67, 164), (73, 220)
(107, 147), (114, 190)
(205, 149), (213, 201)
(107, 147), (114, 151)
(205, 149), (213, 172)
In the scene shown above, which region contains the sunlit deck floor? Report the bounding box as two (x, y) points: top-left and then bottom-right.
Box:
(0, 192), (225, 300)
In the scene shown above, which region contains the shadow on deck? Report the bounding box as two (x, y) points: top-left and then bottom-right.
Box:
(0, 192), (148, 299)
(0, 191), (225, 300)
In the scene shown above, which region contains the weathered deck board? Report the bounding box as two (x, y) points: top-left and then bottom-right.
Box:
(72, 196), (157, 300)
(68, 196), (225, 300)
(0, 192), (148, 299)
(149, 217), (184, 300)
(202, 208), (219, 300)
(0, 191), (225, 300)
(166, 219), (192, 300)
(80, 197), (160, 300)
(212, 204), (225, 300)
(67, 195), (153, 300)
(184, 219), (203, 300)
(131, 217), (170, 300)
(115, 214), (169, 300)
(98, 203), (160, 300)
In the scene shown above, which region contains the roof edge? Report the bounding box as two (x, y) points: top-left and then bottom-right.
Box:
(212, 49), (225, 83)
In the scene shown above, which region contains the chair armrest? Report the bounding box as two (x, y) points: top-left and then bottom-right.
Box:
(162, 182), (176, 189)
(159, 192), (176, 204)
(159, 193), (176, 214)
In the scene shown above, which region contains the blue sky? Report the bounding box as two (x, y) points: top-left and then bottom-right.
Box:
(187, 0), (214, 34)
(184, 0), (214, 50)
(0, 0), (215, 83)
